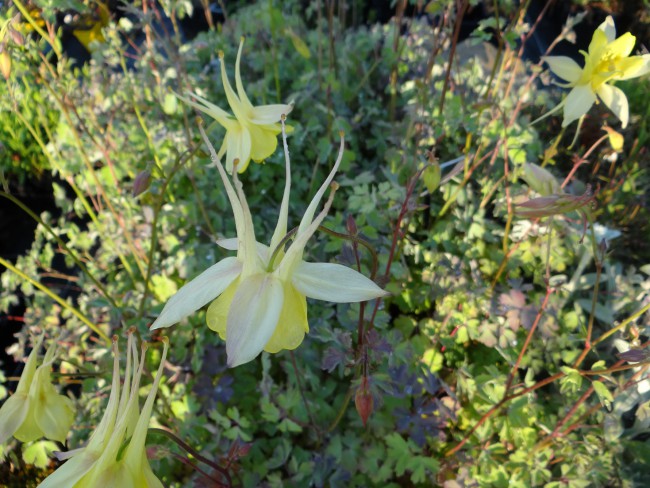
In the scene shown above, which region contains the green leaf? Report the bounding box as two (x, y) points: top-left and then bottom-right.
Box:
(592, 380), (613, 410)
(423, 163), (441, 193)
(162, 92), (178, 115)
(22, 441), (58, 469)
(285, 28), (311, 59)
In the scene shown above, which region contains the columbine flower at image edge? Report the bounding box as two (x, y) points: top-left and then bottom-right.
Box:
(177, 37), (293, 173)
(541, 15), (650, 128)
(0, 334), (74, 445)
(151, 124), (390, 368)
(38, 332), (169, 488)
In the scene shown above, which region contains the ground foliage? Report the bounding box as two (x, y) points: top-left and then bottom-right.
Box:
(1, 0), (650, 486)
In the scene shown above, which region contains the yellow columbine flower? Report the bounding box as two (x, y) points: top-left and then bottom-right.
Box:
(151, 124), (389, 367)
(543, 16), (650, 128)
(177, 37), (293, 173)
(39, 332), (168, 488)
(0, 334), (74, 445)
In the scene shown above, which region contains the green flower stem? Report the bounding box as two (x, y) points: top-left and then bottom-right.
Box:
(0, 191), (119, 310)
(591, 301), (650, 349)
(149, 428), (231, 486)
(327, 388), (353, 433)
(0, 256), (110, 344)
(167, 450), (229, 487)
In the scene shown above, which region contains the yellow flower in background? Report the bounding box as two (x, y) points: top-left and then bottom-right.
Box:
(543, 16), (650, 128)
(39, 332), (168, 488)
(0, 334), (74, 445)
(71, 1), (110, 51)
(177, 37), (293, 173)
(151, 125), (389, 368)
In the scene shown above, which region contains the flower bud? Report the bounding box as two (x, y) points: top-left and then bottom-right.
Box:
(0, 335), (74, 445)
(132, 168), (152, 197)
(0, 50), (11, 80)
(521, 163), (560, 197)
(346, 214), (358, 236)
(603, 126), (624, 152)
(355, 376), (374, 427)
(515, 188), (594, 219)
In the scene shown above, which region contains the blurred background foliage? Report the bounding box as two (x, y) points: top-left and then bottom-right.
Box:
(1, 0), (649, 486)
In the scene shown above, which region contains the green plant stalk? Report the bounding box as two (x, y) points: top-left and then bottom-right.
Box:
(327, 388), (353, 433)
(149, 428), (231, 485)
(0, 191), (119, 309)
(591, 301), (650, 349)
(550, 385), (594, 438)
(438, 0), (468, 114)
(0, 256), (110, 344)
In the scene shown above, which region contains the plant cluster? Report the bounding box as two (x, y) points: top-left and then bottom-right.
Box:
(1, 1), (649, 487)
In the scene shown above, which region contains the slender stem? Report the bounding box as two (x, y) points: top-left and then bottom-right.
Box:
(550, 386), (594, 438)
(149, 428), (232, 485)
(0, 257), (110, 344)
(438, 0), (468, 114)
(0, 192), (119, 310)
(327, 388), (353, 433)
(590, 301), (650, 348)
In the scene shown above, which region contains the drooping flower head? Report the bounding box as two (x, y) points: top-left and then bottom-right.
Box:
(177, 37), (293, 173)
(515, 163), (595, 219)
(151, 121), (389, 367)
(542, 16), (650, 128)
(0, 334), (74, 445)
(39, 331), (169, 488)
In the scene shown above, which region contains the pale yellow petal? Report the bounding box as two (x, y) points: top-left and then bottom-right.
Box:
(226, 274), (284, 367)
(206, 278), (240, 339)
(31, 366), (75, 443)
(175, 91), (237, 130)
(234, 38), (254, 113)
(247, 124), (279, 162)
(616, 54), (650, 80)
(0, 393), (29, 444)
(150, 257), (242, 330)
(588, 28), (609, 59)
(606, 32), (636, 59)
(219, 51), (247, 121)
(543, 56), (582, 83)
(224, 125), (252, 173)
(250, 104), (293, 125)
(292, 262), (389, 302)
(562, 85), (597, 127)
(597, 16), (616, 43)
(264, 283), (308, 353)
(597, 83), (629, 128)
